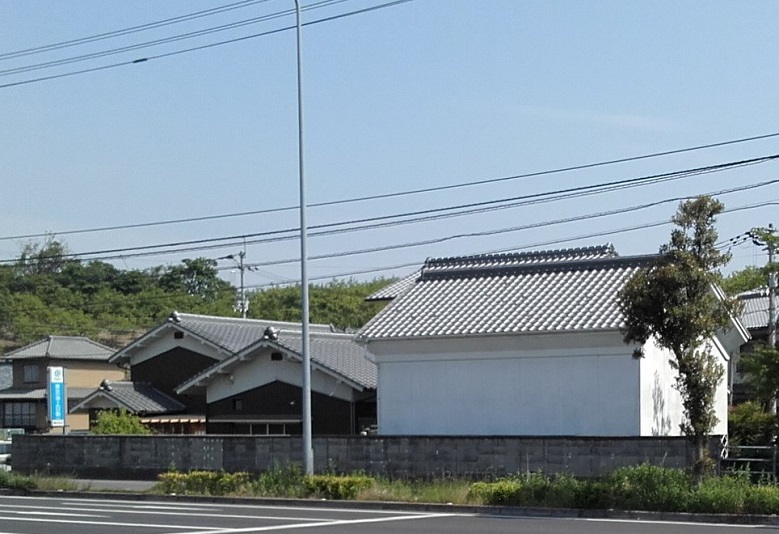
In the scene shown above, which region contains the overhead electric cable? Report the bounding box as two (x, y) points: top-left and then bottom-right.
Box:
(11, 199), (779, 325)
(0, 0), (350, 77)
(0, 152), (773, 243)
(0, 0), (271, 61)
(1, 156), (769, 265)
(0, 0), (416, 90)
(240, 187), (779, 268)
(3, 176), (775, 269)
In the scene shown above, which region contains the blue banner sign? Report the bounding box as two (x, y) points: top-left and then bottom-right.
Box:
(47, 366), (65, 428)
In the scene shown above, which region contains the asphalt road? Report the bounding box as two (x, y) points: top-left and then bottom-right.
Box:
(0, 495), (773, 534)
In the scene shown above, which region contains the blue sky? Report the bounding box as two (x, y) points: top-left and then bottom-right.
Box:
(2, 0), (779, 290)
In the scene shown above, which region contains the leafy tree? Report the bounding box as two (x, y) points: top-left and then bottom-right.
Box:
(90, 409), (151, 435)
(157, 258), (232, 302)
(728, 401), (778, 446)
(619, 196), (738, 481)
(249, 278), (394, 329)
(721, 266), (767, 295)
(740, 342), (779, 406)
(15, 235), (70, 276)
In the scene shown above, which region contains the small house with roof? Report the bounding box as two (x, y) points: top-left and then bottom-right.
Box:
(0, 336), (124, 433)
(358, 245), (748, 437)
(732, 287), (775, 403)
(75, 312), (376, 435)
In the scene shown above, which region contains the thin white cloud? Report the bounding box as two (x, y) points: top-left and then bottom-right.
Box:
(514, 105), (677, 133)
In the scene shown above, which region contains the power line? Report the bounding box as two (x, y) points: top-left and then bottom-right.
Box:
(0, 0), (271, 61)
(2, 132), (777, 244)
(3, 172), (776, 272)
(0, 0), (416, 90)
(236, 188), (779, 269)
(0, 150), (779, 248)
(7, 199), (777, 331)
(0, 0), (350, 77)
(1, 155), (770, 265)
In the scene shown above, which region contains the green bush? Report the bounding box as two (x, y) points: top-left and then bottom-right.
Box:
(251, 464), (307, 498)
(744, 484), (779, 515)
(0, 470), (37, 492)
(607, 463), (691, 512)
(729, 402), (777, 446)
(90, 409), (152, 435)
(467, 479), (523, 506)
(688, 473), (750, 514)
(303, 475), (374, 500)
(155, 470), (250, 496)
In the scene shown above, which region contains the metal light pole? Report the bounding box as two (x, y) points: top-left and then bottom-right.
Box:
(294, 0), (314, 475)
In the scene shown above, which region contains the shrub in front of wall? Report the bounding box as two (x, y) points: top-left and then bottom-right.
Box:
(467, 479), (523, 506)
(744, 484), (779, 515)
(155, 470), (250, 496)
(688, 473), (749, 514)
(251, 464), (307, 498)
(0, 469), (37, 492)
(303, 475), (374, 500)
(606, 463), (692, 512)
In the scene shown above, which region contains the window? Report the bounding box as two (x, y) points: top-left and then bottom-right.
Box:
(23, 365), (39, 383)
(174, 331), (184, 340)
(271, 352), (283, 362)
(232, 399), (243, 412)
(3, 402), (37, 428)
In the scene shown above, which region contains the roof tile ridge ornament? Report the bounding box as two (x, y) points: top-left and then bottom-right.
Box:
(263, 326), (280, 341)
(422, 243), (619, 269)
(420, 252), (659, 281)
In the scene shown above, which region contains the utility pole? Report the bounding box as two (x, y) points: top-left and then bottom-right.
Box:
(294, 0), (314, 476)
(749, 224), (778, 413)
(219, 250), (253, 318)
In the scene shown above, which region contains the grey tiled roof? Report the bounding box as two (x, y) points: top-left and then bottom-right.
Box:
(364, 245), (618, 302)
(358, 248), (656, 340)
(3, 336), (113, 361)
(737, 288), (771, 330)
(0, 387), (96, 400)
(273, 332), (376, 389)
(365, 272), (420, 301)
(112, 312), (338, 363)
(70, 380), (185, 415)
(113, 312), (376, 392)
(178, 329), (377, 392)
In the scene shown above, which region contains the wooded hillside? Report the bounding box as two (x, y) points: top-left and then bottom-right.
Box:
(0, 238), (394, 350)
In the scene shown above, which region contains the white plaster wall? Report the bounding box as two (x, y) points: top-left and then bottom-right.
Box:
(639, 340), (683, 436)
(638, 338), (729, 437)
(206, 351), (356, 404)
(373, 333), (641, 436)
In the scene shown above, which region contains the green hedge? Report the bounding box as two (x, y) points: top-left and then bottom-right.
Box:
(155, 469), (374, 500)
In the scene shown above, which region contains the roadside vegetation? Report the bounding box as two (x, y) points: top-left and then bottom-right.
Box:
(146, 464), (779, 514)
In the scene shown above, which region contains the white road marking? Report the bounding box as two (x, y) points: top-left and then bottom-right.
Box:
(15, 511), (106, 517)
(0, 515), (217, 530)
(576, 517), (766, 528)
(47, 497), (436, 515)
(0, 503), (331, 522)
(175, 512), (458, 534)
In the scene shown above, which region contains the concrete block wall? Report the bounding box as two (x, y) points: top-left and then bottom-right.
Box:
(11, 435), (701, 480)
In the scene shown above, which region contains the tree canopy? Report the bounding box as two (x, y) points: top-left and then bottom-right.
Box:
(618, 196), (737, 479)
(0, 237), (395, 348)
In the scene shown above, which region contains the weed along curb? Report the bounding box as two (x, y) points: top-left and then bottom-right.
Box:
(26, 489), (779, 527)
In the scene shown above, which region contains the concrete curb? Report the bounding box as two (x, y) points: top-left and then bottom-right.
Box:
(26, 489), (779, 526)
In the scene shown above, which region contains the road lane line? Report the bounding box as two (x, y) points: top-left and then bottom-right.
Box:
(15, 511), (106, 517)
(0, 515), (218, 530)
(0, 503), (331, 522)
(175, 512), (458, 534)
